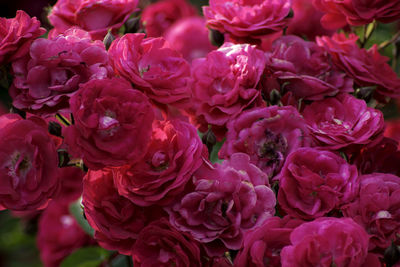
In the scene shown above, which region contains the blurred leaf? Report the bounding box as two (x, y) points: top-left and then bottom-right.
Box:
(69, 198), (94, 236)
(210, 139), (225, 164)
(111, 254), (132, 267)
(61, 246), (111, 267)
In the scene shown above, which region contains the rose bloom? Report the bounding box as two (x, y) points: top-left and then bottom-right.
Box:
(219, 105), (310, 179)
(164, 17), (216, 63)
(313, 0), (400, 29)
(83, 168), (166, 255)
(141, 0), (197, 37)
(37, 200), (92, 267)
(278, 148), (359, 220)
(342, 173), (400, 251)
(0, 10), (45, 65)
(114, 119), (205, 206)
(262, 35), (353, 101)
(317, 33), (400, 98)
(109, 33), (191, 108)
(234, 216), (303, 267)
(0, 114), (59, 211)
(64, 77), (154, 170)
(167, 153), (276, 256)
(286, 0), (334, 40)
(10, 28), (112, 116)
(303, 94), (385, 150)
(48, 0), (138, 40)
(203, 0), (292, 44)
(280, 217), (380, 267)
(353, 137), (400, 177)
(190, 42), (265, 138)
(132, 218), (203, 267)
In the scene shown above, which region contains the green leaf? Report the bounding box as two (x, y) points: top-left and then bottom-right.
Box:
(69, 197), (94, 236)
(61, 246), (111, 267)
(210, 138), (225, 164)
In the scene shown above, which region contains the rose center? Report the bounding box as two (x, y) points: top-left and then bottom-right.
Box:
(7, 151), (32, 188)
(99, 110), (120, 137)
(151, 151), (169, 171)
(258, 130), (288, 168)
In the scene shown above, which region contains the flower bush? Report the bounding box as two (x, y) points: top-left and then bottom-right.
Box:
(0, 0), (400, 266)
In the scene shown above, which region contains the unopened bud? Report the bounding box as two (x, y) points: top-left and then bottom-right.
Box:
(103, 30), (115, 50)
(209, 29), (224, 47)
(125, 17), (141, 33)
(202, 129), (217, 154)
(269, 89), (281, 105)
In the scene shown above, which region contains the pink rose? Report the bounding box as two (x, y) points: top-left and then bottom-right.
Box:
(278, 148), (359, 220)
(164, 17), (217, 63)
(83, 169), (166, 255)
(190, 42), (265, 138)
(313, 0), (400, 29)
(235, 216), (303, 267)
(203, 0), (292, 44)
(167, 153), (276, 256)
(219, 106), (311, 179)
(48, 0), (138, 40)
(37, 200), (92, 267)
(0, 10), (45, 65)
(262, 35), (353, 101)
(114, 119), (205, 206)
(109, 33), (191, 108)
(10, 28), (112, 116)
(64, 77), (154, 170)
(303, 94), (385, 150)
(132, 218), (203, 267)
(342, 173), (400, 251)
(280, 217), (379, 267)
(141, 0), (197, 37)
(317, 33), (400, 98)
(0, 114), (59, 211)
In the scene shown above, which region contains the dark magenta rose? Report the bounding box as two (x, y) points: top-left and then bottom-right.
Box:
(109, 33), (191, 108)
(234, 216), (303, 267)
(0, 10), (45, 65)
(303, 94), (385, 150)
(0, 114), (59, 211)
(64, 77), (154, 170)
(164, 17), (217, 63)
(166, 153), (276, 256)
(280, 217), (380, 267)
(132, 218), (203, 267)
(353, 137), (400, 177)
(262, 35), (353, 101)
(203, 0), (292, 44)
(10, 28), (112, 116)
(141, 0), (197, 37)
(83, 168), (166, 255)
(342, 173), (400, 251)
(37, 200), (92, 267)
(48, 0), (138, 40)
(190, 42), (265, 138)
(277, 148), (359, 220)
(317, 33), (400, 98)
(113, 119), (205, 206)
(313, 0), (400, 29)
(286, 0), (334, 40)
(219, 105), (311, 179)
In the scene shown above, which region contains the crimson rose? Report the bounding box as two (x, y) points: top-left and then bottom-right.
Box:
(0, 114), (59, 211)
(64, 77), (154, 170)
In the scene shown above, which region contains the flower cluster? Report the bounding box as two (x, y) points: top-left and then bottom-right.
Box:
(0, 0), (400, 266)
